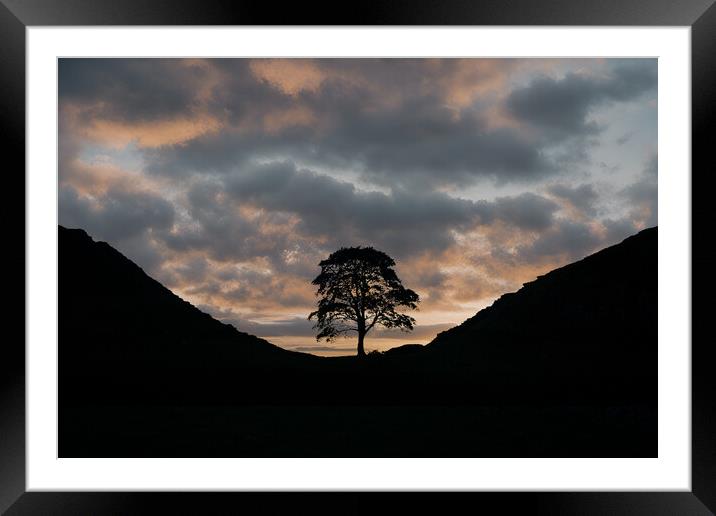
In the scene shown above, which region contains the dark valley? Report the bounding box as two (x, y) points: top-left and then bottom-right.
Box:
(59, 225), (657, 457)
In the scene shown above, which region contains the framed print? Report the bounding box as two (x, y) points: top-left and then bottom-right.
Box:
(3, 1), (714, 514)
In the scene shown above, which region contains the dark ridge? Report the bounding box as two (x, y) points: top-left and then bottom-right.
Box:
(421, 227), (657, 399)
(59, 225), (656, 457)
(429, 226), (656, 348)
(59, 225), (301, 362)
(59, 225), (322, 410)
(381, 343), (425, 356)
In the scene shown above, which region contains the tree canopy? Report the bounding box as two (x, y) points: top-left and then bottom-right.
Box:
(308, 246), (419, 357)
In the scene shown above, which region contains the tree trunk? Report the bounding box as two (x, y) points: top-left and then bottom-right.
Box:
(357, 330), (366, 358)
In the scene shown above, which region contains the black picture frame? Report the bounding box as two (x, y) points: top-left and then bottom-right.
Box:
(2, 1), (713, 514)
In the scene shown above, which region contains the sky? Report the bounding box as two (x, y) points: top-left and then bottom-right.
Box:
(58, 58), (657, 355)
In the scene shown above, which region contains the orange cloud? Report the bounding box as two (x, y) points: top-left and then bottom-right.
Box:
(250, 59), (326, 96)
(83, 115), (222, 148)
(261, 106), (318, 133)
(60, 154), (168, 199)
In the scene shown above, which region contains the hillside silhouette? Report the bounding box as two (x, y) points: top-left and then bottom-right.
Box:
(60, 226), (312, 368)
(422, 227), (657, 401)
(59, 225), (657, 457)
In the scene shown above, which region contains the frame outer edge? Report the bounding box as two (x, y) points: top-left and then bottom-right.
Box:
(0, 0), (26, 513)
(692, 1), (716, 513)
(1, 492), (715, 515)
(1, 0), (716, 26)
(4, 0), (715, 513)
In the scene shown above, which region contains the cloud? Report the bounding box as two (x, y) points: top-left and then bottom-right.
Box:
(134, 158), (570, 327)
(142, 100), (554, 188)
(66, 58), (655, 191)
(643, 153), (658, 177)
(59, 59), (209, 123)
(220, 161), (563, 258)
(515, 220), (605, 262)
(548, 183), (599, 216)
(603, 218), (639, 243)
(218, 315), (318, 338)
(137, 59), (561, 187)
(512, 214), (642, 265)
(486, 192), (559, 231)
(225, 161), (480, 253)
(621, 153), (658, 227)
(616, 132), (634, 145)
(506, 60), (656, 140)
(137, 59), (654, 191)
(174, 256), (210, 283)
(317, 97), (552, 187)
(59, 185), (175, 242)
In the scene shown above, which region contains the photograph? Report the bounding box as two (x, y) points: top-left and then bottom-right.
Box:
(57, 57), (659, 458)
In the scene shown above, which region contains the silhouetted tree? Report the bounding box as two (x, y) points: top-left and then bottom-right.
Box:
(308, 247), (419, 358)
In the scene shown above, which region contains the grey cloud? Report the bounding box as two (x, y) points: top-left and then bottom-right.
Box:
(485, 192), (559, 231)
(621, 154), (657, 227)
(119, 236), (168, 277)
(65, 58), (655, 191)
(643, 154), (658, 176)
(318, 96), (552, 187)
(506, 60), (656, 139)
(548, 183), (599, 216)
(185, 258), (314, 308)
(59, 185), (175, 242)
(139, 134), (252, 178)
(140, 62), (555, 187)
(146, 160), (563, 291)
(623, 178), (657, 205)
(174, 256), (209, 283)
(224, 161), (481, 258)
(603, 218), (639, 243)
(516, 220), (604, 262)
(224, 161), (560, 257)
(144, 100), (553, 188)
(160, 180), (292, 264)
(616, 132), (634, 145)
(206, 59), (298, 123)
(416, 270), (449, 289)
(515, 216), (644, 266)
(59, 58), (207, 122)
(225, 316), (317, 338)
